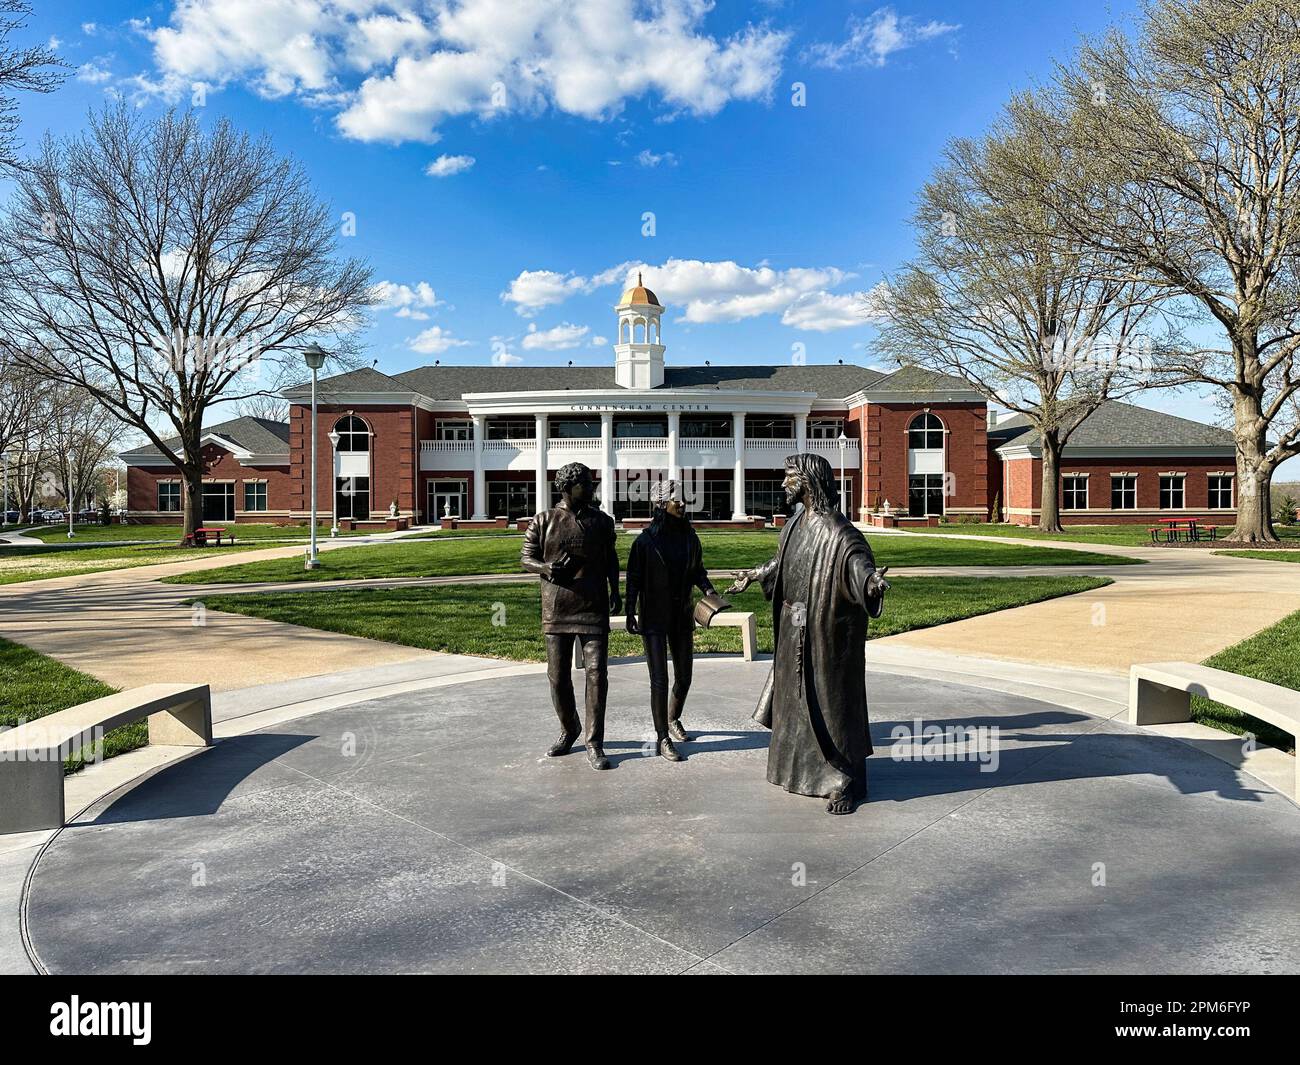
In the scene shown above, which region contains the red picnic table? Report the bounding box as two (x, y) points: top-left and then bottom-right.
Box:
(1149, 517), (1220, 543)
(185, 526), (234, 547)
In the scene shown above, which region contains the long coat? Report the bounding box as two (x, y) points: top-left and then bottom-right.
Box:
(625, 519), (715, 634)
(751, 505), (883, 799)
(520, 502), (618, 634)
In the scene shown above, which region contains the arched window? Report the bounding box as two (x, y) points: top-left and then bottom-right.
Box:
(334, 415), (370, 452)
(907, 412), (944, 450)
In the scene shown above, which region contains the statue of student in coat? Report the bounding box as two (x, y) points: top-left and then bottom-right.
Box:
(625, 478), (721, 762)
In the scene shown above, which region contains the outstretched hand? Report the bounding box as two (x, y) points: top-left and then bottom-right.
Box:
(868, 565), (890, 597)
(726, 569), (753, 596)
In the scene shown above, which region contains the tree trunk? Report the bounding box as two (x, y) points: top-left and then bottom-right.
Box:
(1229, 388), (1278, 543)
(1038, 429), (1064, 534)
(181, 464), (203, 543)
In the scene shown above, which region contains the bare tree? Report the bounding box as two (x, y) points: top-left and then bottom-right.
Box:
(232, 394), (289, 423)
(873, 93), (1173, 532)
(1042, 0), (1300, 541)
(0, 1), (65, 173)
(0, 104), (372, 539)
(44, 380), (124, 515)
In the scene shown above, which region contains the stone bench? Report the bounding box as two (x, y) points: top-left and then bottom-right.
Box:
(1128, 662), (1300, 799)
(0, 683), (212, 834)
(575, 612), (758, 667)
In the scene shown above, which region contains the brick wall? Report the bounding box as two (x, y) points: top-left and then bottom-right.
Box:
(125, 443), (292, 523)
(289, 402), (418, 520)
(865, 402), (988, 516)
(1001, 453), (1237, 524)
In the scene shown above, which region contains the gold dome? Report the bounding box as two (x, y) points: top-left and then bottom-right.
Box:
(618, 271), (660, 307)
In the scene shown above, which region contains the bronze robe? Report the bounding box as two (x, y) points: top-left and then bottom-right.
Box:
(751, 505), (883, 801)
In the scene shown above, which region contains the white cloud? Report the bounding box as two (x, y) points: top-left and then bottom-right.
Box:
(804, 8), (958, 69)
(82, 23), (98, 36)
(781, 291), (871, 332)
(492, 350), (523, 366)
(636, 149), (677, 167)
(501, 258), (866, 330)
(408, 325), (469, 355)
(373, 280), (443, 315)
(425, 153), (476, 177)
(522, 322), (589, 350)
(139, 0), (789, 142)
(501, 269), (587, 316)
(590, 335), (608, 346)
(77, 59), (115, 85)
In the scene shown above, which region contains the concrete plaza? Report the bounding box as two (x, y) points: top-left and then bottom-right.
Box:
(10, 657), (1299, 975)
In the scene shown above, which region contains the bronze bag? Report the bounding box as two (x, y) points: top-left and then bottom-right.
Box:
(692, 591), (732, 628)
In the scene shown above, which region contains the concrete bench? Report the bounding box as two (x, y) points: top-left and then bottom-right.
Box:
(575, 612), (758, 667)
(1129, 662), (1299, 799)
(0, 683), (212, 834)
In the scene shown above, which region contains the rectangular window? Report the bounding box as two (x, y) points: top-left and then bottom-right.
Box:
(807, 419), (844, 439)
(436, 421), (472, 441)
(680, 415), (732, 438)
(1208, 475), (1233, 509)
(243, 482), (267, 512)
(487, 482), (535, 521)
(908, 473), (945, 517)
(614, 418), (668, 438)
(745, 478), (786, 519)
(485, 418), (535, 440)
(1111, 475), (1137, 510)
(549, 418), (601, 439)
(336, 476), (370, 521)
(427, 480), (466, 521)
(201, 484), (235, 523)
(158, 482), (181, 512)
(745, 416), (795, 439)
(1159, 475), (1185, 510)
(1061, 476), (1088, 511)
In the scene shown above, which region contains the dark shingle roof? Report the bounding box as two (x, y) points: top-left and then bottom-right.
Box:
(120, 416), (290, 460)
(387, 363), (887, 401)
(995, 401), (1235, 452)
(284, 366), (409, 396)
(863, 365), (980, 394)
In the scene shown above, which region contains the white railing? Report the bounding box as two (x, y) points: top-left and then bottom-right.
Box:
(547, 438), (602, 451)
(484, 438), (537, 451)
(421, 439), (474, 452)
(614, 437), (669, 451)
(679, 437), (734, 451)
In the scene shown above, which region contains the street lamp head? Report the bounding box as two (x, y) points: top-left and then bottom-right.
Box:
(302, 343), (328, 370)
(328, 430), (341, 448)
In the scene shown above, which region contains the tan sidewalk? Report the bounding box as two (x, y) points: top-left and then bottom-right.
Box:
(0, 537), (436, 693)
(873, 533), (1300, 672)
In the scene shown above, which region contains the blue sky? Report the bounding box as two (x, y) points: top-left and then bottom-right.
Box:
(16, 0), (1267, 465)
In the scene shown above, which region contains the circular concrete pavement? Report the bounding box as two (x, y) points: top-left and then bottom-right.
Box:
(22, 659), (1300, 974)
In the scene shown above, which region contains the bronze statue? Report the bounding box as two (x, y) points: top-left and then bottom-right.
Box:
(728, 453), (889, 814)
(521, 462), (621, 770)
(625, 479), (719, 762)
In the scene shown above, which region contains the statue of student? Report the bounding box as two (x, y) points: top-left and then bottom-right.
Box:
(521, 462), (621, 770)
(625, 479), (722, 762)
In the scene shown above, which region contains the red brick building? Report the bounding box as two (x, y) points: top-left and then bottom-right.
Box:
(120, 284), (1238, 529)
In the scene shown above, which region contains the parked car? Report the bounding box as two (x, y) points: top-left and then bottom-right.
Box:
(2, 510), (19, 523)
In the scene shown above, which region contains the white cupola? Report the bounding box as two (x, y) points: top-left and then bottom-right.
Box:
(613, 272), (665, 389)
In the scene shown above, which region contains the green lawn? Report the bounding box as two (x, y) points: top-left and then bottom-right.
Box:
(19, 522), (363, 543)
(1192, 610), (1300, 755)
(919, 521), (1300, 546)
(1216, 549), (1300, 563)
(164, 529), (1135, 586)
(0, 637), (142, 772)
(196, 575), (1112, 661)
(0, 541), (265, 585)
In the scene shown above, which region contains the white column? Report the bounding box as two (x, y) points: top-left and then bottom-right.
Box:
(471, 414), (487, 519)
(795, 413), (808, 453)
(534, 413), (548, 513)
(731, 411), (747, 520)
(667, 411), (680, 482)
(600, 412), (614, 514)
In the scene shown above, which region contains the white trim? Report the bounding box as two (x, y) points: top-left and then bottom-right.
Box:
(460, 387), (820, 417)
(998, 443), (1234, 460)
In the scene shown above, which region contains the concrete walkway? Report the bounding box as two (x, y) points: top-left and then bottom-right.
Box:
(0, 532), (443, 692)
(875, 531), (1300, 672)
(9, 656), (1297, 975)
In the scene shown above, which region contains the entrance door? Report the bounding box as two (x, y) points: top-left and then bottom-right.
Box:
(428, 480), (467, 521)
(202, 484), (234, 522)
(908, 474), (944, 517)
